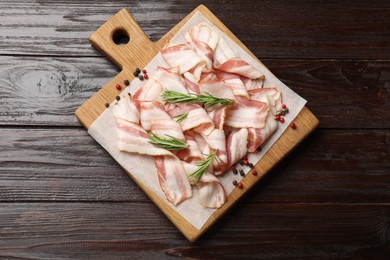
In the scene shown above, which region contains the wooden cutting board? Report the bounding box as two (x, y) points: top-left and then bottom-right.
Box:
(75, 5), (319, 242)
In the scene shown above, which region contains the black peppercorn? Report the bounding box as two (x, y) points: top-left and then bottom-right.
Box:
(105, 103), (109, 108)
(135, 68), (141, 74)
(128, 93), (131, 97)
(138, 75), (144, 81)
(233, 169), (238, 175)
(124, 79), (130, 86)
(257, 146), (262, 152)
(249, 163), (254, 168)
(233, 180), (237, 186)
(239, 159), (244, 165)
(116, 95), (120, 101)
(133, 71), (139, 77)
(239, 169), (245, 176)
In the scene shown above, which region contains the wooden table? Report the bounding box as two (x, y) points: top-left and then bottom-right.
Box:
(0, 1), (389, 258)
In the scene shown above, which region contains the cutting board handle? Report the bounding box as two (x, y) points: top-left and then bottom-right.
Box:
(89, 8), (161, 71)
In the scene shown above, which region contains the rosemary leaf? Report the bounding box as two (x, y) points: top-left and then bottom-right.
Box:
(161, 90), (234, 108)
(148, 133), (188, 150)
(174, 111), (189, 123)
(188, 152), (217, 185)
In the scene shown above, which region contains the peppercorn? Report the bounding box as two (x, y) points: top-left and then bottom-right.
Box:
(133, 71), (139, 77)
(138, 75), (144, 81)
(128, 93), (131, 97)
(142, 69), (147, 74)
(249, 163), (254, 168)
(252, 170), (258, 176)
(115, 84), (121, 90)
(283, 107), (289, 113)
(257, 146), (262, 152)
(233, 180), (237, 186)
(290, 122), (296, 129)
(239, 159), (244, 165)
(244, 160), (249, 166)
(233, 169), (238, 175)
(275, 115), (281, 121)
(239, 169), (245, 176)
(243, 155), (248, 161)
(279, 117), (285, 123)
(124, 79), (130, 86)
(144, 74), (149, 79)
(237, 182), (243, 189)
(282, 104), (287, 109)
(116, 95), (120, 101)
(105, 102), (110, 108)
(135, 68), (141, 74)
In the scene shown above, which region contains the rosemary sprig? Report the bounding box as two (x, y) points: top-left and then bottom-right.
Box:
(148, 133), (188, 150)
(188, 152), (217, 185)
(174, 111), (189, 123)
(161, 90), (234, 108)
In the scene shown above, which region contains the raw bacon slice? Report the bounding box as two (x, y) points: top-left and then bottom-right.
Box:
(215, 71), (249, 97)
(133, 78), (163, 103)
(161, 43), (205, 76)
(197, 173), (227, 209)
(248, 87), (283, 112)
(185, 22), (220, 51)
(183, 132), (203, 161)
(227, 128), (248, 167)
(199, 80), (235, 100)
(225, 97), (269, 129)
(155, 155), (192, 206)
(113, 95), (140, 124)
(116, 119), (172, 156)
(167, 104), (214, 135)
(241, 77), (265, 91)
(150, 118), (185, 141)
(185, 78), (200, 94)
(154, 66), (188, 94)
(140, 101), (171, 130)
(202, 129), (228, 174)
(208, 106), (227, 130)
(217, 58), (263, 79)
(188, 40), (213, 71)
(247, 110), (278, 152)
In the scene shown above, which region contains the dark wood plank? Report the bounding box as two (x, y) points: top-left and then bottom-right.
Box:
(1, 56), (389, 128)
(1, 128), (389, 203)
(0, 0), (389, 59)
(0, 202), (388, 259)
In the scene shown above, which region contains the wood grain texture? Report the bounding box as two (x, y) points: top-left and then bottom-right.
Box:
(75, 5), (319, 241)
(0, 202), (388, 259)
(1, 0), (390, 59)
(1, 56), (389, 127)
(1, 128), (388, 203)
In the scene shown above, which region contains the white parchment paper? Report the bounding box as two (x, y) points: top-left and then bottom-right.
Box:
(88, 12), (307, 230)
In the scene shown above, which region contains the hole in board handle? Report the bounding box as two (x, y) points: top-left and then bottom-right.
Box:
(112, 29), (130, 46)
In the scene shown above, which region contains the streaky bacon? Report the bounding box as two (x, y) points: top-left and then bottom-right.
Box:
(150, 118), (185, 141)
(161, 43), (205, 75)
(248, 87), (283, 112)
(197, 173), (227, 208)
(208, 106), (227, 130)
(140, 101), (171, 130)
(113, 94), (140, 123)
(226, 128), (248, 167)
(185, 22), (220, 51)
(225, 96), (269, 129)
(133, 79), (163, 102)
(199, 80), (235, 100)
(116, 119), (172, 156)
(217, 58), (263, 79)
(215, 71), (249, 97)
(247, 112), (278, 152)
(241, 76), (265, 91)
(167, 104), (214, 135)
(202, 129), (228, 175)
(185, 78), (200, 94)
(188, 40), (213, 71)
(154, 66), (188, 94)
(155, 155), (192, 206)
